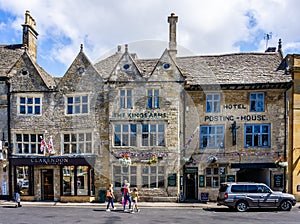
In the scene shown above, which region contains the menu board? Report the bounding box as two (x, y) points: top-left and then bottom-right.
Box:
(168, 173), (177, 187)
(273, 174), (283, 188)
(199, 175), (205, 187)
(200, 192), (209, 201)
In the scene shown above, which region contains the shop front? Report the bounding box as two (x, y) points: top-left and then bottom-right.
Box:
(10, 156), (96, 202)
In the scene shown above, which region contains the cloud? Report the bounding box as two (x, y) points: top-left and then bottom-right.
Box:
(1, 0), (300, 76)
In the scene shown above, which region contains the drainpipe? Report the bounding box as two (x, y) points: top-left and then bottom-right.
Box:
(283, 89), (287, 193)
(6, 80), (12, 199)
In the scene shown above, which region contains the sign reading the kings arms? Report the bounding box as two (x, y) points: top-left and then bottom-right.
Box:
(112, 111), (167, 119)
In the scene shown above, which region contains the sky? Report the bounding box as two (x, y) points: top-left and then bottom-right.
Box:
(1, 0), (300, 77)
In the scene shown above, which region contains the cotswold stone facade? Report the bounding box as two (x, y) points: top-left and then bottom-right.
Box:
(286, 54), (300, 201)
(0, 11), (294, 202)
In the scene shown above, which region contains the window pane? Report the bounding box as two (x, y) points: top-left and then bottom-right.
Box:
(35, 106), (41, 114)
(67, 97), (73, 104)
(35, 98), (40, 104)
(27, 98), (33, 104)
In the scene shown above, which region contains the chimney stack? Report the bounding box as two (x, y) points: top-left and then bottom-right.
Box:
(168, 13), (178, 57)
(22, 11), (38, 60)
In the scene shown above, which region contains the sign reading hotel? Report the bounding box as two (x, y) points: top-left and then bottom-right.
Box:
(204, 104), (267, 122)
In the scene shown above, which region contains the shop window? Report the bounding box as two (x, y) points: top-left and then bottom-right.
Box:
(113, 165), (137, 188)
(205, 167), (226, 188)
(62, 165), (91, 196)
(120, 89), (133, 109)
(250, 92), (264, 112)
(147, 89), (159, 109)
(15, 133), (44, 154)
(63, 132), (93, 154)
(245, 124), (270, 147)
(15, 166), (34, 195)
(206, 93), (220, 113)
(200, 125), (224, 149)
(77, 166), (89, 195)
(142, 165), (165, 188)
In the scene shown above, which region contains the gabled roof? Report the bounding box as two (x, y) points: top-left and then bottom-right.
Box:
(7, 51), (56, 91)
(95, 51), (291, 86)
(148, 49), (184, 82)
(0, 44), (24, 77)
(94, 51), (123, 80)
(58, 48), (103, 92)
(108, 51), (143, 82)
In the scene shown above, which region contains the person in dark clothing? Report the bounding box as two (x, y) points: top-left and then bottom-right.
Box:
(14, 181), (22, 208)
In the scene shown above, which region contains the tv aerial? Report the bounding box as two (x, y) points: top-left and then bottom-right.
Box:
(264, 32), (273, 50)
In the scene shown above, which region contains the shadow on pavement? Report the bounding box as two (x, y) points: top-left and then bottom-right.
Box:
(203, 207), (288, 213)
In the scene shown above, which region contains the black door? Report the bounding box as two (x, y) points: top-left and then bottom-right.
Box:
(41, 169), (54, 201)
(185, 173), (197, 200)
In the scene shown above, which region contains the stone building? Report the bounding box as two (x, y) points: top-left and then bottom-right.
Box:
(286, 54), (300, 201)
(0, 11), (295, 202)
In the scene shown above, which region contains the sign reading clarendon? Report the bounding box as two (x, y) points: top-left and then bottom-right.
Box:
(10, 156), (96, 166)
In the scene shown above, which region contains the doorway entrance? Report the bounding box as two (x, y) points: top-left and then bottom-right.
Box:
(41, 169), (54, 201)
(184, 172), (198, 200)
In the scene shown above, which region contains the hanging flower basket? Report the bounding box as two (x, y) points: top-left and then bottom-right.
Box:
(275, 158), (288, 167)
(119, 152), (132, 166)
(207, 155), (218, 163)
(148, 154), (158, 164)
(119, 158), (132, 166)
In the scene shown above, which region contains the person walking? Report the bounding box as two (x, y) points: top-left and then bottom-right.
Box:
(106, 183), (116, 211)
(131, 187), (140, 213)
(14, 181), (22, 208)
(123, 183), (132, 212)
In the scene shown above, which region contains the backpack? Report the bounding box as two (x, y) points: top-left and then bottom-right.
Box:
(106, 190), (112, 198)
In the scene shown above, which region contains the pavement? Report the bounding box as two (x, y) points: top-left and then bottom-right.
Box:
(0, 200), (223, 209)
(1, 200), (300, 209)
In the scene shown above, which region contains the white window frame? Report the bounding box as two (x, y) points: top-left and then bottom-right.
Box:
(113, 165), (137, 188)
(62, 132), (93, 154)
(141, 165), (165, 188)
(17, 94), (42, 115)
(200, 125), (224, 149)
(120, 89), (133, 109)
(66, 94), (89, 115)
(147, 89), (159, 109)
(113, 124), (137, 147)
(206, 93), (220, 113)
(14, 133), (43, 154)
(142, 123), (165, 146)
